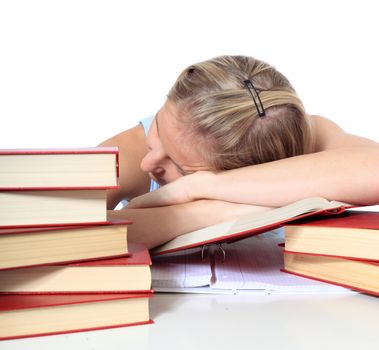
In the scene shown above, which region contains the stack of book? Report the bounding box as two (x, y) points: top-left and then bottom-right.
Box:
(282, 210), (379, 296)
(0, 148), (152, 341)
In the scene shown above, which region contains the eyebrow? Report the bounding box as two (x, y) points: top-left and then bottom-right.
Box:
(154, 112), (188, 175)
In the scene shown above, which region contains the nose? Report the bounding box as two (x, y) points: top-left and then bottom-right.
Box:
(140, 149), (165, 175)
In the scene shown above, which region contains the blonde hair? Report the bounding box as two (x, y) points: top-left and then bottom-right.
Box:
(167, 55), (313, 171)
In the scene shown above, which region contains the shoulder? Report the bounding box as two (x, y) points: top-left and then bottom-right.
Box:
(310, 115), (344, 152)
(98, 124), (150, 208)
(98, 124), (148, 160)
(310, 115), (378, 152)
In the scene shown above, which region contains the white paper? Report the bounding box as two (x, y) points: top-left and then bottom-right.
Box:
(151, 229), (353, 294)
(152, 247), (212, 288)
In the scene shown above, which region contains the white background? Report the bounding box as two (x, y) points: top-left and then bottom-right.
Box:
(1, 0), (378, 148)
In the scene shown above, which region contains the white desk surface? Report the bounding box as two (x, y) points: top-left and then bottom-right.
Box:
(1, 291), (378, 350)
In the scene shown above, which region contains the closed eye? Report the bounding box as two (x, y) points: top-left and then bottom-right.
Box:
(173, 163), (191, 176)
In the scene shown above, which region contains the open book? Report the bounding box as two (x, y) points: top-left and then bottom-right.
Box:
(152, 197), (349, 255)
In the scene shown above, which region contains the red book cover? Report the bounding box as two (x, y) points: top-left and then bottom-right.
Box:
(0, 293), (153, 341)
(281, 249), (379, 263)
(0, 219), (131, 237)
(0, 146), (119, 190)
(0, 147), (119, 155)
(283, 210), (379, 261)
(284, 210), (379, 229)
(152, 197), (349, 256)
(0, 190), (119, 229)
(67, 242), (150, 267)
(0, 243), (152, 294)
(282, 249), (379, 296)
(282, 263), (379, 297)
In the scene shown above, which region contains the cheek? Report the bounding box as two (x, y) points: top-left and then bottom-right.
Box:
(159, 162), (183, 183)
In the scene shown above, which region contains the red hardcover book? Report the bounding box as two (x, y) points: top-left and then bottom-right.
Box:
(0, 147), (120, 228)
(283, 210), (379, 261)
(0, 243), (151, 294)
(0, 189), (110, 228)
(0, 293), (153, 341)
(0, 220), (131, 270)
(0, 147), (119, 190)
(283, 251), (379, 296)
(152, 197), (350, 255)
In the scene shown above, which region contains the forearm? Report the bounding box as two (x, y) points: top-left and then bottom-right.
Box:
(108, 200), (270, 249)
(198, 147), (379, 207)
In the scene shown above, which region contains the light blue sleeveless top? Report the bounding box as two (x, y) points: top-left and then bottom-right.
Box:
(139, 116), (160, 192)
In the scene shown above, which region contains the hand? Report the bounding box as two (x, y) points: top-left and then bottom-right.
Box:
(127, 171), (212, 208)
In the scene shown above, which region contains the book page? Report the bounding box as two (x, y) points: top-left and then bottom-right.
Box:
(152, 229), (352, 294)
(153, 197), (348, 254)
(152, 247), (212, 288)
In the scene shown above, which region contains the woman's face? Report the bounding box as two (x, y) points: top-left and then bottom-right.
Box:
(140, 101), (209, 186)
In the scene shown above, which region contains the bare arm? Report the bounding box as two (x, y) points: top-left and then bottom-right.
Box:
(108, 200), (271, 249)
(128, 116), (379, 208)
(98, 125), (150, 209)
(99, 123), (271, 248)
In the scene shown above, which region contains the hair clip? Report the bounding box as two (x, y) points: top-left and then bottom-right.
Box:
(243, 79), (266, 117)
